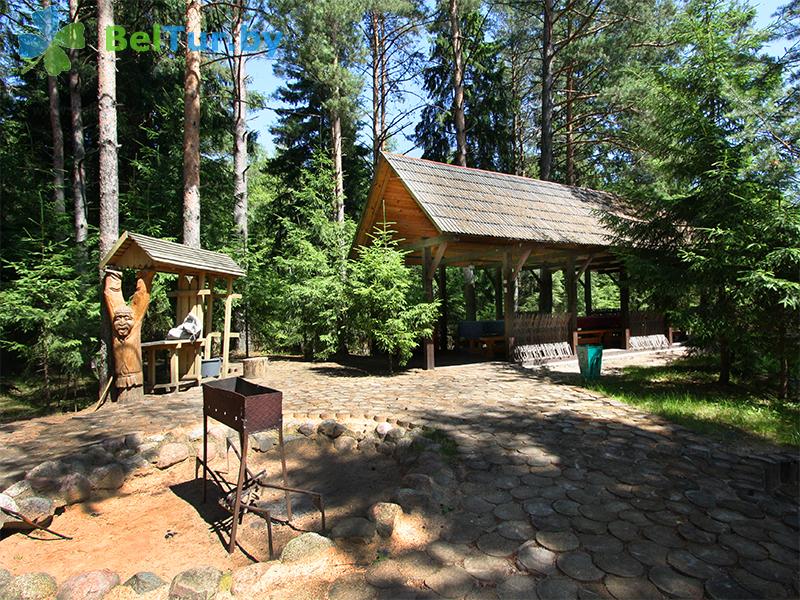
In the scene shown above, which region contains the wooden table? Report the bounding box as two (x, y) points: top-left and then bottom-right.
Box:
(142, 339), (203, 393)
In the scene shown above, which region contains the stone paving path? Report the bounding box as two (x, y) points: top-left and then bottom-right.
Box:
(1, 354), (798, 599)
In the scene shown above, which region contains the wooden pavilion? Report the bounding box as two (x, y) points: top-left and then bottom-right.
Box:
(100, 232), (245, 392)
(354, 152), (670, 369)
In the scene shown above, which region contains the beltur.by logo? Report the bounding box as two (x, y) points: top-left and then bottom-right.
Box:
(17, 6), (85, 76)
(106, 24), (282, 56)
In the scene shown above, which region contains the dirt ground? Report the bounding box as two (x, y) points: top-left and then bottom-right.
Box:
(0, 436), (432, 587)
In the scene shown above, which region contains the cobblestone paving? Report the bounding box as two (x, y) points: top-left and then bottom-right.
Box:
(1, 356), (798, 599)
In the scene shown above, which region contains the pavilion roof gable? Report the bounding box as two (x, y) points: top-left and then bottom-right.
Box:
(380, 152), (619, 247)
(100, 232), (245, 278)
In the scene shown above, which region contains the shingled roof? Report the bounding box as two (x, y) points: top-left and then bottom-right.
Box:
(381, 153), (617, 246)
(100, 232), (245, 278)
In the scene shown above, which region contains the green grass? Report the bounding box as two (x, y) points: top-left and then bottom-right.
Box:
(585, 358), (800, 448)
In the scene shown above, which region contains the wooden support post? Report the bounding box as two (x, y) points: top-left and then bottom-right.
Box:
(438, 265), (448, 352)
(584, 269), (593, 315)
(222, 278), (234, 377)
(503, 251), (516, 360)
(539, 267), (553, 313)
(494, 268), (503, 320)
(565, 256), (577, 353)
(204, 279), (215, 359)
(620, 268), (630, 350)
(423, 246), (435, 370)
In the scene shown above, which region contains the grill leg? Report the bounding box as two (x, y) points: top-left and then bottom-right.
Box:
(202, 413), (208, 503)
(228, 430), (248, 554)
(278, 427), (292, 521)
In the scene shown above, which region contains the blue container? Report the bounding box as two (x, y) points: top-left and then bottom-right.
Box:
(201, 357), (222, 378)
(577, 344), (603, 380)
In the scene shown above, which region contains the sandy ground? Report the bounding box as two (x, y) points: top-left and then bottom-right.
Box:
(0, 436), (434, 587)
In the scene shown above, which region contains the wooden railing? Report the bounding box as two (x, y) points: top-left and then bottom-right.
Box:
(508, 312), (573, 346)
(629, 311), (666, 337)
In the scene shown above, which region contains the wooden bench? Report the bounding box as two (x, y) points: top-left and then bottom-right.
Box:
(479, 335), (506, 360)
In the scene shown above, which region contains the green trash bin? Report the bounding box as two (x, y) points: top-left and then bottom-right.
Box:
(577, 344), (603, 380)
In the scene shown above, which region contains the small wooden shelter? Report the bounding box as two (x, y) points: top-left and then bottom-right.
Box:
(100, 232), (245, 392)
(355, 152), (670, 369)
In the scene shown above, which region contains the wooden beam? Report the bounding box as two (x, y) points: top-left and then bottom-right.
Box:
(511, 247), (533, 280)
(578, 255), (594, 277)
(565, 255), (577, 352)
(427, 242), (448, 280)
(584, 270), (593, 315)
(503, 251), (515, 360)
(403, 234), (456, 251)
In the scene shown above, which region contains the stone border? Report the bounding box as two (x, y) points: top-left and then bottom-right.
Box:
(0, 414), (462, 599)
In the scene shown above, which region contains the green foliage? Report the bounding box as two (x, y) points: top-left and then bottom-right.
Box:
(349, 225), (439, 369)
(0, 240), (99, 395)
(415, 7), (515, 171)
(606, 0), (799, 392)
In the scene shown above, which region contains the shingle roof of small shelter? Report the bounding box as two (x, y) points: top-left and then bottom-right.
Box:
(382, 153), (618, 246)
(100, 232), (245, 278)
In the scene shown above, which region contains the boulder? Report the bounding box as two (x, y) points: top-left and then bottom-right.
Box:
(168, 567), (222, 600)
(25, 460), (64, 493)
(123, 572), (165, 595)
(89, 464), (125, 490)
(56, 569), (119, 600)
(2, 480), (33, 500)
(280, 532), (334, 563)
(331, 517), (376, 545)
(101, 437), (127, 453)
(230, 563), (272, 596)
(249, 432), (274, 453)
(124, 433), (144, 449)
(375, 423), (392, 438)
(384, 427), (405, 443)
(297, 422), (316, 437)
(318, 420), (345, 439)
(3, 573), (57, 600)
(16, 497), (54, 523)
(138, 442), (161, 464)
(156, 443), (189, 470)
(377, 442), (396, 456)
(367, 502), (402, 538)
(0, 493), (20, 527)
(334, 437), (357, 452)
(394, 488), (435, 513)
(59, 474), (91, 505)
(85, 446), (115, 466)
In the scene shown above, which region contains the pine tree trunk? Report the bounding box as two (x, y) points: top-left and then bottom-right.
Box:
(449, 0), (467, 168)
(510, 47), (525, 176)
(45, 0), (65, 214)
(370, 11), (381, 166)
(540, 0), (555, 181)
(232, 0), (248, 244)
(69, 0), (87, 253)
(183, 0), (202, 248)
(565, 64), (576, 186)
(380, 15), (387, 146)
(97, 0), (119, 399)
(719, 339), (731, 385)
(449, 0), (474, 319)
(331, 111), (345, 222)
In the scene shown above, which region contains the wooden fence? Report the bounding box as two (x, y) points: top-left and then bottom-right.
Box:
(508, 312), (573, 346)
(629, 311), (666, 337)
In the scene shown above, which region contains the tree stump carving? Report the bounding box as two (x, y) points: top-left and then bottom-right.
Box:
(104, 269), (154, 402)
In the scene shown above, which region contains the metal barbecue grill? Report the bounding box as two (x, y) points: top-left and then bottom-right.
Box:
(199, 377), (325, 555)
